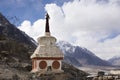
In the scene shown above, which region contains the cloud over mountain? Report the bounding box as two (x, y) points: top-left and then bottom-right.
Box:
(18, 0), (120, 60)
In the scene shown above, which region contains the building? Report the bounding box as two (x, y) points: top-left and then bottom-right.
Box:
(110, 69), (120, 75)
(31, 13), (64, 73)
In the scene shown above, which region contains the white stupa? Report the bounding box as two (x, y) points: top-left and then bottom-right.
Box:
(31, 13), (64, 73)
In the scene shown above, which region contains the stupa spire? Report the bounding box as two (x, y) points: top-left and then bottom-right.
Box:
(45, 13), (50, 33)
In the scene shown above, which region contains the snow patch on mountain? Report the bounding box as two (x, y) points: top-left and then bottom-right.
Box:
(57, 41), (76, 54)
(57, 41), (111, 67)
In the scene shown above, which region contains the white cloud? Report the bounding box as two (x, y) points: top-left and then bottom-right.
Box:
(18, 0), (120, 60)
(18, 19), (45, 40)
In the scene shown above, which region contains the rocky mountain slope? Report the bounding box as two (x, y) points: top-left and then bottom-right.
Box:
(0, 12), (36, 64)
(0, 13), (36, 46)
(108, 56), (120, 66)
(0, 12), (88, 80)
(57, 41), (111, 67)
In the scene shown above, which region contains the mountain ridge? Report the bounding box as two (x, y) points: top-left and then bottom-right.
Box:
(57, 41), (112, 67)
(0, 12), (36, 47)
(108, 56), (120, 66)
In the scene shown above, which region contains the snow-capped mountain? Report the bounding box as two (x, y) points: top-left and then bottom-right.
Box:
(108, 56), (120, 66)
(57, 41), (111, 67)
(57, 41), (76, 54)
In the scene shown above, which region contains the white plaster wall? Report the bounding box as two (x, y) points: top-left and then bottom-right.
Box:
(110, 70), (120, 75)
(32, 60), (39, 72)
(31, 35), (64, 58)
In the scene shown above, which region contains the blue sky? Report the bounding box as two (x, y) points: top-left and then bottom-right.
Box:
(0, 0), (72, 25)
(1, 0), (120, 60)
